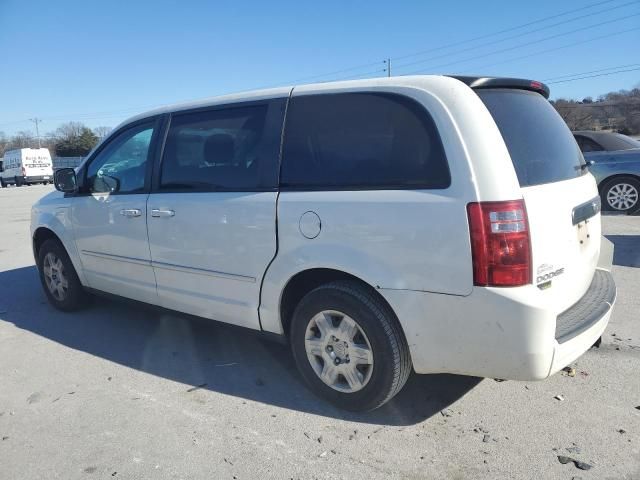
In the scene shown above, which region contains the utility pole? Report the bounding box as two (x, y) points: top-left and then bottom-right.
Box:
(29, 118), (42, 148)
(384, 58), (391, 77)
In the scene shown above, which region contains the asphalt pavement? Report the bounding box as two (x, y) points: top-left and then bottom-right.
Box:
(0, 184), (639, 479)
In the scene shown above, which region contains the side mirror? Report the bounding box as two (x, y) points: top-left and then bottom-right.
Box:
(54, 168), (78, 193)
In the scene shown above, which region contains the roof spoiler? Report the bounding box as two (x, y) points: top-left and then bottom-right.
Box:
(448, 75), (550, 99)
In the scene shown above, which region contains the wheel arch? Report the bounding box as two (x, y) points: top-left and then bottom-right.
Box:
(31, 222), (87, 286)
(32, 227), (63, 260)
(278, 268), (402, 340)
(598, 173), (640, 191)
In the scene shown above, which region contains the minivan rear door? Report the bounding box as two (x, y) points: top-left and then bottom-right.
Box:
(478, 89), (601, 315)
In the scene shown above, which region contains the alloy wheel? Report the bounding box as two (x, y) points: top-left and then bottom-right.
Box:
(304, 310), (374, 393)
(43, 252), (69, 301)
(607, 182), (639, 211)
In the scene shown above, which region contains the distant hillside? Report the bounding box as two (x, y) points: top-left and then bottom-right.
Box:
(551, 87), (640, 134)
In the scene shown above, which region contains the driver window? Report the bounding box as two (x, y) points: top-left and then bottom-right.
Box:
(86, 122), (155, 193)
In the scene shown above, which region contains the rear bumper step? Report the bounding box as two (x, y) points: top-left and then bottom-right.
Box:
(555, 269), (616, 344)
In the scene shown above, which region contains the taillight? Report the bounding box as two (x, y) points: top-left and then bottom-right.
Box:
(21, 167), (26, 176)
(467, 200), (531, 287)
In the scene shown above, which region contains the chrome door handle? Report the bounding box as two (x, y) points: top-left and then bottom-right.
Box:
(120, 208), (142, 218)
(151, 209), (175, 218)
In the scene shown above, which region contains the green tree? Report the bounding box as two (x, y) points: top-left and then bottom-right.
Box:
(54, 123), (98, 157)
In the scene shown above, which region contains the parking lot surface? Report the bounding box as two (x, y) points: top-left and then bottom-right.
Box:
(1, 185), (639, 479)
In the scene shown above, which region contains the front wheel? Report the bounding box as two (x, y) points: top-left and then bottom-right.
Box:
(290, 280), (411, 411)
(601, 176), (640, 213)
(37, 238), (87, 311)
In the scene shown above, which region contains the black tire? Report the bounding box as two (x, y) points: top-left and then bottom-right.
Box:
(290, 280), (411, 411)
(15, 177), (22, 187)
(37, 238), (87, 311)
(0, 178), (4, 188)
(601, 176), (640, 213)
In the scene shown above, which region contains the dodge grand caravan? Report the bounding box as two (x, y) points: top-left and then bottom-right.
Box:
(31, 75), (616, 411)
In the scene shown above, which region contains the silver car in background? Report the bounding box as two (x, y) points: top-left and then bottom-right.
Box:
(574, 131), (640, 213)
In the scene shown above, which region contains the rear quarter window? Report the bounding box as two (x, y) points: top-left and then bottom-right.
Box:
(478, 89), (586, 187)
(280, 92), (450, 189)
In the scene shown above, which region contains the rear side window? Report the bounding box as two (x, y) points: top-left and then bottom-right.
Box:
(478, 89), (585, 187)
(160, 99), (285, 191)
(280, 93), (450, 189)
(575, 135), (603, 153)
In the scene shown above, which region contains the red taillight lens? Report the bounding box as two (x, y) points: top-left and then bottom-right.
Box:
(467, 200), (531, 287)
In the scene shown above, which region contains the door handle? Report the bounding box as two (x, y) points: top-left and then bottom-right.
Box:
(120, 208), (142, 218)
(151, 209), (175, 218)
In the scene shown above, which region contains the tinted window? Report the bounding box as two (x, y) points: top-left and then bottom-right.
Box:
(478, 89), (586, 187)
(575, 135), (603, 153)
(281, 93), (450, 189)
(86, 122), (154, 194)
(160, 101), (284, 191)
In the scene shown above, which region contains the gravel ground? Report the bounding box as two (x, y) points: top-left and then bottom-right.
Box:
(0, 184), (639, 480)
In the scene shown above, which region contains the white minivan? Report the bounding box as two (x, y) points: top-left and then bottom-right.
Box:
(31, 75), (616, 410)
(1, 148), (54, 187)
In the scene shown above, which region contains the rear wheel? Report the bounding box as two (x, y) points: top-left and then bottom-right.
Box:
(15, 177), (22, 187)
(290, 280), (411, 411)
(37, 238), (87, 311)
(601, 176), (640, 213)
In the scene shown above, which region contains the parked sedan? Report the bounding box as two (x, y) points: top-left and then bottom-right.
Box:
(574, 131), (640, 213)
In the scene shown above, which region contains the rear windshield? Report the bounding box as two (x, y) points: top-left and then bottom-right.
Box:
(597, 133), (640, 151)
(478, 89), (585, 187)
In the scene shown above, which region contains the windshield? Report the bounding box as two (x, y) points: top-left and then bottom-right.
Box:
(478, 89), (586, 187)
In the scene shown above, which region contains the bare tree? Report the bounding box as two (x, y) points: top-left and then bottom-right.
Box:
(55, 121), (86, 141)
(552, 87), (640, 134)
(11, 131), (35, 149)
(0, 131), (8, 157)
(93, 126), (112, 139)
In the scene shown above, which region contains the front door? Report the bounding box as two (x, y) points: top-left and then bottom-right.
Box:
(147, 99), (286, 329)
(71, 119), (160, 304)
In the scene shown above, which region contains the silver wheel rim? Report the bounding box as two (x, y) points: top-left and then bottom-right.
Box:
(43, 252), (68, 301)
(304, 310), (374, 393)
(607, 183), (638, 211)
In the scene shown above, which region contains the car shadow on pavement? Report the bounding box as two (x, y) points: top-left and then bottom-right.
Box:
(0, 265), (481, 426)
(605, 235), (640, 268)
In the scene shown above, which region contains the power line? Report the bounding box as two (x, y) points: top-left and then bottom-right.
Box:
(450, 25), (640, 76)
(543, 63), (640, 81)
(392, 0), (622, 62)
(399, 12), (640, 75)
(547, 66), (640, 84)
(391, 0), (639, 72)
(3, 2), (638, 131)
(0, 103), (162, 129)
(271, 0), (627, 85)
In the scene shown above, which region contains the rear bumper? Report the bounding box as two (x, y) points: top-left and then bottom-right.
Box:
(380, 240), (616, 381)
(24, 175), (52, 183)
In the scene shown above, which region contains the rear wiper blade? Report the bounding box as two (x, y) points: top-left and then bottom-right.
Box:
(580, 160), (594, 170)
